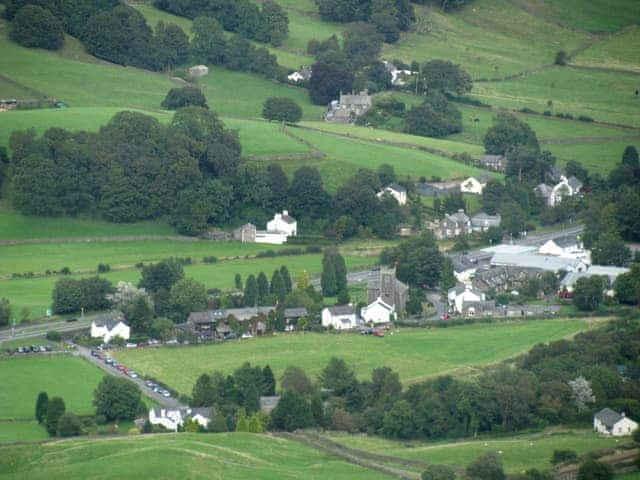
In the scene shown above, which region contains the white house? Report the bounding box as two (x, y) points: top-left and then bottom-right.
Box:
(267, 210), (297, 237)
(460, 173), (493, 195)
(377, 183), (407, 205)
(382, 61), (413, 86)
(470, 212), (501, 232)
(594, 408), (638, 436)
(535, 176), (583, 206)
(360, 297), (395, 325)
(321, 305), (359, 330)
(287, 66), (311, 83)
(448, 284), (483, 314)
(148, 407), (210, 432)
(90, 314), (130, 343)
(538, 236), (589, 262)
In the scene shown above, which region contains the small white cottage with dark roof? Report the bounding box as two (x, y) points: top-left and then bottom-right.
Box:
(594, 408), (638, 436)
(377, 183), (407, 205)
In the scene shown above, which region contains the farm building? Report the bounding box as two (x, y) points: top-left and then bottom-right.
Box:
(188, 65), (209, 77)
(325, 90), (372, 123)
(470, 212), (501, 232)
(90, 313), (130, 343)
(149, 407), (211, 432)
(460, 173), (494, 195)
(377, 183), (407, 205)
(322, 305), (359, 330)
(360, 297), (395, 325)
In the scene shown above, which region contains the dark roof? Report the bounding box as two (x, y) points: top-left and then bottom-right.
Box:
(326, 305), (356, 316)
(281, 214), (296, 224)
(92, 311), (125, 330)
(476, 173), (494, 184)
(188, 311), (217, 324)
(482, 154), (504, 162)
(189, 407), (211, 419)
(595, 408), (623, 428)
(567, 176), (583, 191)
(387, 183), (406, 193)
(548, 166), (564, 183)
(284, 307), (308, 318)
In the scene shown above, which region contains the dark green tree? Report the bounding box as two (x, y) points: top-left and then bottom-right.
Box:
(52, 278), (84, 314)
(57, 413), (82, 437)
(577, 459), (613, 480)
(46, 396), (66, 436)
(321, 254), (338, 297)
(93, 376), (142, 421)
(235, 273), (243, 291)
(35, 391), (48, 424)
(10, 5), (64, 50)
(262, 365), (276, 396)
(591, 232), (631, 266)
(422, 60), (472, 95)
(383, 233), (443, 288)
(270, 270), (287, 303)
(382, 400), (416, 438)
(309, 61), (354, 105)
(0, 298), (11, 327)
(319, 357), (357, 396)
(262, 97), (303, 122)
(343, 22), (382, 69)
(551, 450), (578, 465)
(573, 276), (605, 312)
(279, 266), (292, 293)
(271, 390), (313, 431)
(244, 274), (258, 306)
(614, 264), (640, 305)
(161, 86), (208, 110)
(169, 278), (208, 321)
(484, 113), (540, 155)
(422, 465), (456, 480)
(467, 453), (506, 480)
(336, 289), (350, 305)
(439, 258), (456, 295)
(405, 288), (423, 315)
(191, 16), (226, 64)
(404, 93), (462, 138)
(139, 259), (184, 294)
(257, 272), (269, 303)
(192, 374), (215, 407)
(288, 166), (331, 218)
(281, 366), (316, 395)
(261, 0), (289, 45)
(155, 21), (190, 70)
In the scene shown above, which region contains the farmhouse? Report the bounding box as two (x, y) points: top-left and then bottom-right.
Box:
(367, 267), (409, 313)
(447, 284), (495, 316)
(488, 244), (588, 273)
(322, 305), (359, 330)
(535, 176), (583, 206)
(460, 173), (494, 195)
(188, 65), (209, 77)
(325, 90), (372, 123)
(90, 313), (130, 343)
(471, 212), (501, 232)
(434, 210), (471, 239)
(149, 407), (211, 432)
(287, 66), (311, 83)
(233, 223), (257, 243)
(267, 210), (297, 237)
(594, 408), (638, 436)
(377, 183), (407, 205)
(361, 297), (395, 325)
(383, 61), (412, 86)
(480, 154), (506, 172)
(539, 236), (589, 262)
(234, 211), (297, 245)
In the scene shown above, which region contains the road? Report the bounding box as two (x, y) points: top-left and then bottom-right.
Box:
(74, 344), (186, 409)
(0, 318), (92, 343)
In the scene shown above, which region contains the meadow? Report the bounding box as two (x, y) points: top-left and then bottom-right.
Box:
(113, 319), (592, 394)
(572, 28), (640, 74)
(0, 421), (48, 443)
(0, 252), (376, 322)
(327, 429), (624, 474)
(0, 356), (105, 420)
(0, 432), (388, 480)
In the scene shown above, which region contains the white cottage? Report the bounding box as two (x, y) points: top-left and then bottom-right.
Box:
(460, 173), (493, 195)
(321, 305), (358, 330)
(594, 408), (638, 437)
(148, 407), (211, 431)
(267, 210), (297, 237)
(377, 183), (407, 205)
(90, 315), (130, 343)
(361, 297), (395, 325)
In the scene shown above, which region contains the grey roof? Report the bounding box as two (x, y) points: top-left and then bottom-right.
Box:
(326, 305), (356, 316)
(492, 253), (583, 272)
(446, 211), (470, 224)
(188, 311), (217, 324)
(260, 396), (280, 410)
(216, 323), (233, 334)
(215, 306), (276, 321)
(475, 173), (494, 184)
(548, 166), (564, 183)
(471, 212), (501, 226)
(595, 408), (623, 428)
(284, 307), (308, 318)
(482, 154), (504, 163)
(448, 284), (468, 296)
(281, 214), (296, 224)
(567, 176), (583, 191)
(550, 235), (579, 249)
(387, 183), (406, 193)
(561, 266), (629, 288)
(189, 407), (211, 419)
(92, 311), (125, 330)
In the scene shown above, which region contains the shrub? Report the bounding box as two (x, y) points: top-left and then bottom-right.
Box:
(57, 413), (83, 437)
(578, 115), (594, 122)
(577, 459), (613, 480)
(10, 5), (64, 50)
(262, 97), (303, 123)
(161, 86), (208, 110)
(97, 263), (111, 273)
(422, 465), (456, 480)
(202, 256), (218, 264)
(45, 331), (62, 342)
(555, 50), (568, 65)
(552, 449), (578, 465)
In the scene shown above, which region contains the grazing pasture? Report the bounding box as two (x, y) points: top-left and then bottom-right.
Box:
(0, 433), (389, 479)
(113, 319), (592, 394)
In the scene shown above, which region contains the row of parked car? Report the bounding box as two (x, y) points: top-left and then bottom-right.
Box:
(90, 349), (172, 398)
(14, 345), (51, 354)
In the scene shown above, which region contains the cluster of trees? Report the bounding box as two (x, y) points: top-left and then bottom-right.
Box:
(242, 266), (293, 307)
(94, 376), (143, 421)
(262, 97), (303, 123)
(290, 319), (640, 440)
(381, 233), (444, 288)
(356, 61), (471, 138)
(614, 263), (640, 306)
(35, 392), (82, 437)
(155, 0), (289, 46)
(52, 277), (114, 314)
(582, 146), (640, 267)
(190, 363), (275, 431)
(314, 0), (415, 43)
(320, 248), (348, 298)
(0, 298), (10, 327)
(161, 86), (208, 110)
(9, 4), (65, 50)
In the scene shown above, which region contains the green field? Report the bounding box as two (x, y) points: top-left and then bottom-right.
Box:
(572, 28), (640, 74)
(544, 140), (640, 174)
(0, 253), (375, 322)
(113, 319), (592, 394)
(0, 203), (176, 240)
(327, 429), (624, 474)
(0, 421), (49, 444)
(0, 433), (388, 479)
(0, 356), (105, 420)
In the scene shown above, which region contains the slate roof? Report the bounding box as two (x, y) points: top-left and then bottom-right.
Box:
(551, 235), (580, 249)
(491, 252), (583, 271)
(188, 311), (217, 324)
(326, 305), (356, 316)
(548, 166), (564, 183)
(446, 211), (470, 224)
(567, 176), (583, 191)
(281, 213), (296, 224)
(475, 173), (494, 184)
(387, 182), (406, 193)
(471, 212), (501, 226)
(595, 408), (623, 428)
(92, 311), (125, 330)
(284, 307), (308, 318)
(560, 266), (629, 288)
(215, 306), (276, 321)
(535, 183), (554, 197)
(189, 407), (211, 419)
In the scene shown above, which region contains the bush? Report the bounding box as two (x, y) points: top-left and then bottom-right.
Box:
(555, 50), (568, 65)
(45, 331), (62, 342)
(97, 263), (111, 273)
(422, 465), (456, 480)
(577, 459), (613, 480)
(262, 97), (303, 123)
(10, 5), (64, 50)
(578, 115), (594, 122)
(161, 86), (208, 110)
(57, 413), (83, 437)
(552, 449), (578, 465)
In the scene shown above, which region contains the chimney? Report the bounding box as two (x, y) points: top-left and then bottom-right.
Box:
(283, 210), (288, 216)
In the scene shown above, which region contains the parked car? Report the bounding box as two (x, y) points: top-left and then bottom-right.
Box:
(161, 390), (171, 397)
(125, 343), (137, 348)
(145, 381), (155, 388)
(373, 330), (384, 337)
(39, 346), (47, 352)
(440, 313), (450, 320)
(128, 371), (138, 378)
(241, 333), (253, 339)
(165, 339), (179, 345)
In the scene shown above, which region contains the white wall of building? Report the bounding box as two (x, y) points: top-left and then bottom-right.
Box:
(361, 299), (394, 325)
(91, 321), (130, 343)
(321, 309), (358, 329)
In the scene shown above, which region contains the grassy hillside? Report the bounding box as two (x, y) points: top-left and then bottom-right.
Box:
(0, 433), (388, 479)
(571, 27), (640, 74)
(0, 253), (375, 321)
(327, 429), (623, 474)
(113, 319), (592, 394)
(0, 356), (105, 420)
